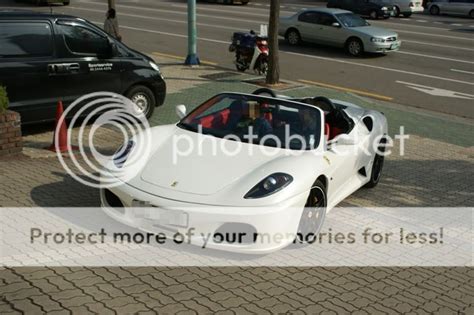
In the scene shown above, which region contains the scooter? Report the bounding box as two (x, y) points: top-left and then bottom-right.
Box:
(229, 30), (269, 76)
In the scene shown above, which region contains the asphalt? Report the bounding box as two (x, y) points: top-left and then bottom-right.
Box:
(3, 0), (472, 119)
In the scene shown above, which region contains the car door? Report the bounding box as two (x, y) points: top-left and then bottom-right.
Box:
(296, 11), (321, 43)
(53, 20), (122, 108)
(314, 13), (343, 46)
(0, 19), (59, 122)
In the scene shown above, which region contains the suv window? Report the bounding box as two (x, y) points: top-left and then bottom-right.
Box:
(0, 22), (53, 58)
(59, 23), (110, 56)
(298, 11), (320, 23)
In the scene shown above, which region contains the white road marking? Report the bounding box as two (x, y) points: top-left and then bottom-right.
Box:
(415, 20), (428, 22)
(402, 40), (474, 52)
(396, 81), (474, 99)
(395, 51), (474, 64)
(451, 69), (474, 75)
(451, 23), (463, 26)
(390, 28), (474, 41)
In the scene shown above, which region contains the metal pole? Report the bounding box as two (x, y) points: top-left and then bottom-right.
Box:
(185, 0), (200, 65)
(107, 0), (115, 9)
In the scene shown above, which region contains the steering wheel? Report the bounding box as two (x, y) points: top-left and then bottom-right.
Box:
(252, 88), (277, 98)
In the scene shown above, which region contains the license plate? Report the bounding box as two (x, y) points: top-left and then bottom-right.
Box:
(135, 208), (188, 227)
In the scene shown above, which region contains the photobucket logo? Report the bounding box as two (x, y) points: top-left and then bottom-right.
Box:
(56, 92), (152, 188)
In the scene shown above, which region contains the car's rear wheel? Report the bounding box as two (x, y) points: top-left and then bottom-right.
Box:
(286, 29), (301, 46)
(295, 180), (327, 244)
(369, 10), (378, 19)
(346, 38), (364, 57)
(365, 139), (386, 188)
(241, 0), (249, 4)
(393, 6), (400, 16)
(126, 85), (156, 119)
(430, 5), (440, 15)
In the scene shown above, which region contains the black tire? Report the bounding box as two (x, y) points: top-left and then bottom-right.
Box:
(469, 10), (474, 18)
(252, 87), (276, 97)
(402, 12), (412, 17)
(241, 0), (249, 4)
(369, 10), (378, 19)
(430, 5), (440, 15)
(365, 139), (386, 188)
(63, 1), (70, 5)
(256, 57), (269, 76)
(125, 85), (156, 119)
(286, 29), (301, 46)
(393, 6), (400, 17)
(346, 37), (364, 57)
(295, 180), (327, 244)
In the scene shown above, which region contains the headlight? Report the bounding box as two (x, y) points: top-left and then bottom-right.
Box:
(381, 6), (387, 10)
(113, 140), (134, 168)
(149, 61), (161, 73)
(371, 37), (385, 43)
(244, 173), (293, 199)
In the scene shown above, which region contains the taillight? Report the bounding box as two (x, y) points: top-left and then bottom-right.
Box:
(259, 40), (268, 45)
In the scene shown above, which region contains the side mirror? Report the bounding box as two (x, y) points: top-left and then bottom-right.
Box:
(176, 104), (187, 119)
(331, 22), (341, 28)
(334, 134), (356, 145)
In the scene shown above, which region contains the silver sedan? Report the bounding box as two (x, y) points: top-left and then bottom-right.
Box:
(279, 8), (401, 56)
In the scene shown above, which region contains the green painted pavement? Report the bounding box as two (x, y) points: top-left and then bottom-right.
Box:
(151, 74), (474, 148)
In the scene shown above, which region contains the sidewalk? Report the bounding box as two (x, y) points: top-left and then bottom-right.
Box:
(0, 56), (473, 314)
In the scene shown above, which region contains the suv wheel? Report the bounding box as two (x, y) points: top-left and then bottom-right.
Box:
(346, 38), (364, 57)
(393, 6), (400, 16)
(369, 10), (378, 19)
(126, 85), (156, 118)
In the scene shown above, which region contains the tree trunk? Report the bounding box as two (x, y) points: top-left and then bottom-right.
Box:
(266, 0), (280, 85)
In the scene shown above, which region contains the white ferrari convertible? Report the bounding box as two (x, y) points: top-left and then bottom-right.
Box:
(100, 88), (388, 253)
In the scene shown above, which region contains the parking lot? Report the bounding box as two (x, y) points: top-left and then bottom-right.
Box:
(1, 0), (473, 314)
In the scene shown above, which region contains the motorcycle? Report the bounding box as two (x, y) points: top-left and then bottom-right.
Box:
(229, 30), (269, 76)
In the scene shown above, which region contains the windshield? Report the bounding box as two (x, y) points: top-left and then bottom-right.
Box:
(336, 13), (370, 27)
(178, 93), (322, 150)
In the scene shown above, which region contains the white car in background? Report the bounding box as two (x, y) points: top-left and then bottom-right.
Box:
(391, 0), (424, 17)
(428, 0), (474, 18)
(100, 89), (388, 253)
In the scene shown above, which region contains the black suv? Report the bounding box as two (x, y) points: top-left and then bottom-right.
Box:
(0, 11), (166, 123)
(327, 0), (396, 19)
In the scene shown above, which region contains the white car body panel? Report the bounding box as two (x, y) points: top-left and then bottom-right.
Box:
(101, 93), (388, 253)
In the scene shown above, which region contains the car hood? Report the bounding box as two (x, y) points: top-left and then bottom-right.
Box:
(350, 26), (397, 38)
(140, 128), (287, 195)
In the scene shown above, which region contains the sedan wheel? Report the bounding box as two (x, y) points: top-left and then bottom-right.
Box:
(346, 38), (363, 57)
(394, 6), (400, 17)
(296, 180), (327, 244)
(365, 139), (386, 188)
(287, 30), (301, 46)
(369, 10), (378, 19)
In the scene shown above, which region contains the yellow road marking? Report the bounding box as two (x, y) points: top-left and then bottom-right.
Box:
(298, 79), (393, 101)
(152, 52), (218, 66)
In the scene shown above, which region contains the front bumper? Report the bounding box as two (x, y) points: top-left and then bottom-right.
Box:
(365, 40), (401, 53)
(100, 182), (308, 254)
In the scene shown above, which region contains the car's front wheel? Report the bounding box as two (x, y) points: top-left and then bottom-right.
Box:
(369, 10), (378, 19)
(393, 6), (400, 17)
(286, 29), (301, 46)
(346, 38), (364, 57)
(295, 180), (327, 244)
(365, 140), (386, 188)
(126, 85), (156, 118)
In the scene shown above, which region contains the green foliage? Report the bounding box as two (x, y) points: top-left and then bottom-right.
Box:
(0, 86), (8, 114)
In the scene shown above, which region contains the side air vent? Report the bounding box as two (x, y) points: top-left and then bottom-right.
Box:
(362, 116), (373, 132)
(358, 167), (367, 177)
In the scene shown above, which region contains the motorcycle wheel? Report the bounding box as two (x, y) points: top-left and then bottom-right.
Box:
(257, 60), (269, 76)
